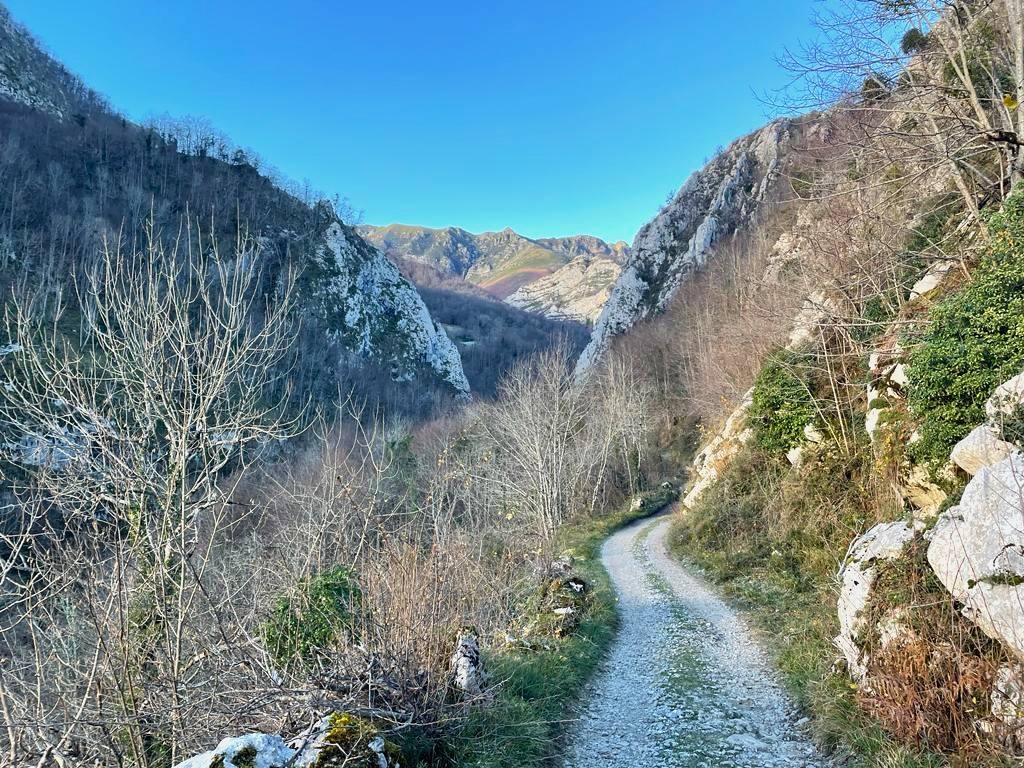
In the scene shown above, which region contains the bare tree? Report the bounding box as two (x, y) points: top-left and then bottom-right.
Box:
(0, 218), (299, 766)
(782, 0), (1024, 213)
(468, 344), (651, 542)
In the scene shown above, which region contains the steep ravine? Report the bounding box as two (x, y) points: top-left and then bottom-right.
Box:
(565, 512), (824, 768)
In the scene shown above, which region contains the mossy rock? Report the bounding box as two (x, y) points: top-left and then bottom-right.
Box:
(300, 713), (402, 768)
(521, 574), (589, 639)
(174, 733), (295, 768)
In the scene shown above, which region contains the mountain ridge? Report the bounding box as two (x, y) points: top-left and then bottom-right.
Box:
(0, 3), (471, 404)
(360, 223), (629, 322)
(576, 118), (793, 372)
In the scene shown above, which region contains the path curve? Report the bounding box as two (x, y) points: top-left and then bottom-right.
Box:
(563, 511), (825, 768)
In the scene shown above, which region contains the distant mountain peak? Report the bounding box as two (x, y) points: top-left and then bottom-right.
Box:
(359, 223), (631, 318)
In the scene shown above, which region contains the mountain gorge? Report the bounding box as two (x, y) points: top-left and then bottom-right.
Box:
(359, 223), (628, 322)
(5, 2), (1024, 768)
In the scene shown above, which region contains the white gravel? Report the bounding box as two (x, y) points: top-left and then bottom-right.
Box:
(563, 512), (826, 768)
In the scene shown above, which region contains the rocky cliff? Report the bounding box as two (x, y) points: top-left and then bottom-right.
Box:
(299, 208), (470, 396)
(0, 5), (101, 117)
(576, 119), (791, 373)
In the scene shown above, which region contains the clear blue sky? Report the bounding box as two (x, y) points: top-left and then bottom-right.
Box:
(6, 0), (822, 244)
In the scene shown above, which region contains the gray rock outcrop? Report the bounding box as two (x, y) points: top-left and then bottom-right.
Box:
(835, 521), (918, 680)
(927, 452), (1024, 657)
(576, 120), (791, 374)
(450, 631), (486, 696)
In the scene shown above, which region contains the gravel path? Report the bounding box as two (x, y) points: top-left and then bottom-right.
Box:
(563, 512), (826, 768)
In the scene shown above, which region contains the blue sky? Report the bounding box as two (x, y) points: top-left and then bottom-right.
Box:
(6, 0), (821, 243)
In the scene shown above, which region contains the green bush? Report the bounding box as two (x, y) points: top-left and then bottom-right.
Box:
(901, 28), (930, 55)
(906, 188), (1024, 463)
(263, 565), (362, 670)
(749, 350), (815, 452)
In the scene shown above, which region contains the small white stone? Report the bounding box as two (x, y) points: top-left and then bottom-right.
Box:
(803, 423), (824, 444)
(786, 445), (804, 467)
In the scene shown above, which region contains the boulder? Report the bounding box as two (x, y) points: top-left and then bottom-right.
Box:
(951, 424), (1017, 476)
(835, 521), (918, 680)
(450, 631), (486, 696)
(173, 714), (402, 768)
(927, 453), (1024, 657)
(291, 713), (401, 768)
(987, 371), (1024, 424)
(175, 733), (295, 768)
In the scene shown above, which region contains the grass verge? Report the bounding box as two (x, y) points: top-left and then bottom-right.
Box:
(453, 485), (678, 767)
(665, 446), (952, 768)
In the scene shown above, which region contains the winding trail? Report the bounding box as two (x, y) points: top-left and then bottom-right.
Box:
(563, 511), (825, 768)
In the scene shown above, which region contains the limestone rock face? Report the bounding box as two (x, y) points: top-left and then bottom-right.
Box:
(505, 255), (622, 323)
(927, 453), (1024, 657)
(450, 632), (486, 696)
(835, 521), (918, 680)
(576, 120), (791, 374)
(951, 424), (1017, 476)
(682, 389), (754, 509)
(301, 206), (470, 398)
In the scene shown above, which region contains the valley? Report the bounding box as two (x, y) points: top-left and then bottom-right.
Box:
(3, 2), (1024, 768)
(360, 223), (628, 323)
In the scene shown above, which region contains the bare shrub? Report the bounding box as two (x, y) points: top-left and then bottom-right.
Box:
(0, 219), (299, 766)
